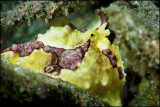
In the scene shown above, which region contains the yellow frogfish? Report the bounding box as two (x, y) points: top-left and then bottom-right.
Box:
(1, 11), (126, 106)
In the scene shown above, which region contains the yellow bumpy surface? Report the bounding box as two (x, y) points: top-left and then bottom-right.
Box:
(2, 23), (126, 106)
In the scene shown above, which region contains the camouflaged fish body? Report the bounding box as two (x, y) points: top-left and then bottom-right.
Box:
(1, 12), (126, 106)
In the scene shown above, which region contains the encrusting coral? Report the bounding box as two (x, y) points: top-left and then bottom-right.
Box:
(101, 2), (159, 106)
(1, 1), (95, 29)
(101, 3), (159, 80)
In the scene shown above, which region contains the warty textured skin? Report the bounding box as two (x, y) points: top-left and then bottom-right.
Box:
(1, 24), (125, 106)
(1, 10), (125, 105)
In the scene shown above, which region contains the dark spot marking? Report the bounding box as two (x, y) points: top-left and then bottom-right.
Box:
(102, 49), (118, 68)
(118, 67), (124, 79)
(102, 49), (112, 56)
(110, 54), (118, 61)
(111, 60), (117, 68)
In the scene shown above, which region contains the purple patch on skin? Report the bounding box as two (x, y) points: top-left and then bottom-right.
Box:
(102, 49), (118, 68)
(43, 45), (65, 56)
(50, 47), (65, 56)
(2, 39), (44, 57)
(118, 67), (124, 79)
(59, 50), (82, 70)
(102, 49), (123, 79)
(59, 40), (90, 70)
(102, 49), (112, 56)
(2, 38), (90, 74)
